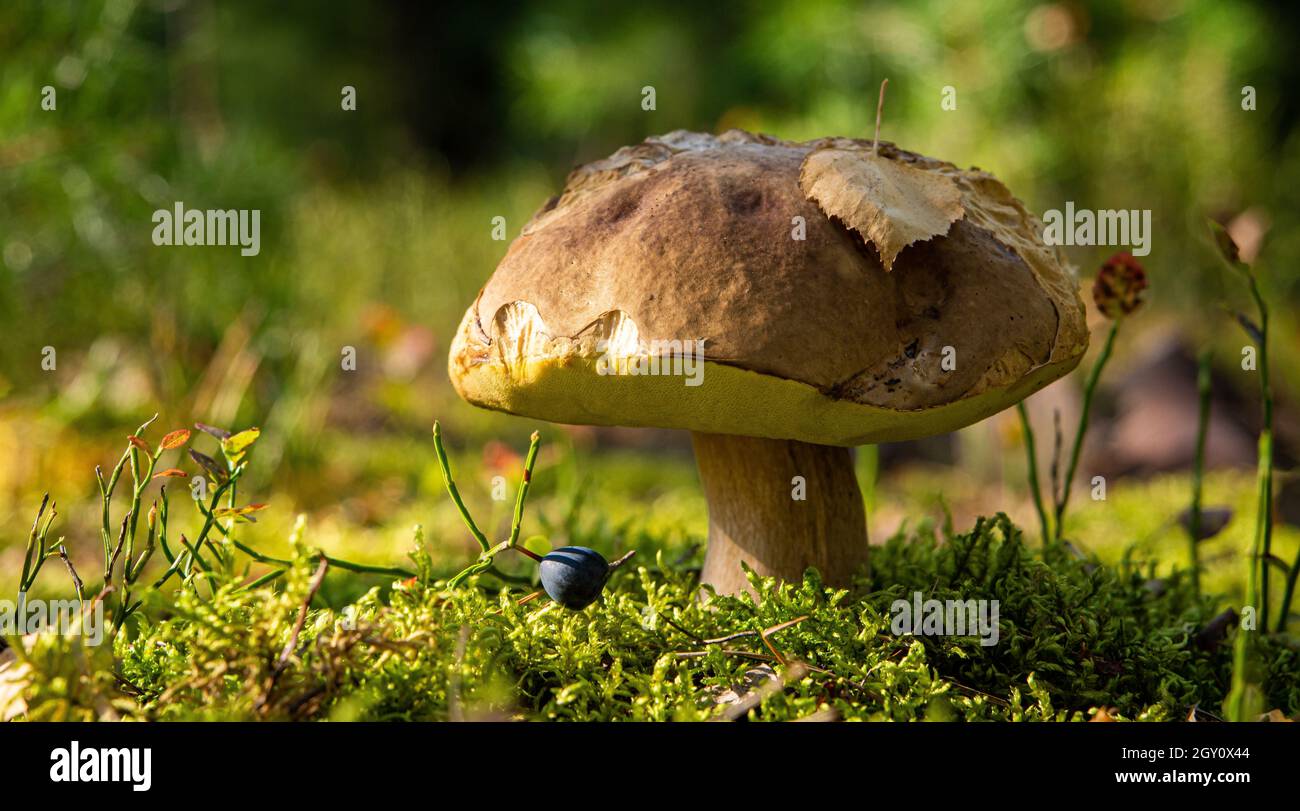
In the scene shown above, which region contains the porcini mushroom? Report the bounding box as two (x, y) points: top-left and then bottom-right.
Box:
(449, 130), (1088, 596)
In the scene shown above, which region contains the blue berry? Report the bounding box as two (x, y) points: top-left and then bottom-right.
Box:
(539, 546), (611, 609)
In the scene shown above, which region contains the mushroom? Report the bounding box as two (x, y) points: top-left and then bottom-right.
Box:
(449, 130), (1088, 596)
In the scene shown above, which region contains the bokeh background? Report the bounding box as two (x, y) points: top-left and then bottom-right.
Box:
(2, 0), (1298, 606)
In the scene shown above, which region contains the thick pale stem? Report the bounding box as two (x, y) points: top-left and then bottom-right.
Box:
(692, 432), (869, 596)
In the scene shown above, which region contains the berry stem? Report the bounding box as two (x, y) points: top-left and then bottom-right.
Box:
(607, 550), (637, 571)
(514, 546), (543, 562)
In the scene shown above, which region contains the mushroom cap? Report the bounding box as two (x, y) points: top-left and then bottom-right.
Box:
(449, 130), (1088, 446)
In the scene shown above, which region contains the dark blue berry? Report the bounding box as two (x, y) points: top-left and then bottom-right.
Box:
(539, 546), (611, 609)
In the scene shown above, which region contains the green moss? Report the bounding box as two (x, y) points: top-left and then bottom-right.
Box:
(14, 512), (1296, 722)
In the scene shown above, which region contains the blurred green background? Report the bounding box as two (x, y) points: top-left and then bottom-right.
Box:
(2, 0), (1298, 603)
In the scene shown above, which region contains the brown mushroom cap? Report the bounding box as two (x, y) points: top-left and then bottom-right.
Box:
(450, 129), (1087, 446)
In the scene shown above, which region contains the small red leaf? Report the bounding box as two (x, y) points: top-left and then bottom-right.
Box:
(160, 429), (192, 450)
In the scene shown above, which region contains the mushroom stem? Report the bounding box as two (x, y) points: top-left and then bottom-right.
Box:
(691, 433), (869, 596)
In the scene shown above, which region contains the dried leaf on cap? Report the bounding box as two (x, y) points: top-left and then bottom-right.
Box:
(800, 145), (965, 271)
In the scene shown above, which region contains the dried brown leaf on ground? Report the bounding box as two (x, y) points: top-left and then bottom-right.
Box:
(708, 661), (810, 721)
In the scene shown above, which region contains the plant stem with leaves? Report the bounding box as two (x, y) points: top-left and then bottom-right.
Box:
(1240, 276), (1278, 633)
(434, 422), (544, 588)
(18, 494), (58, 597)
(1208, 220), (1270, 718)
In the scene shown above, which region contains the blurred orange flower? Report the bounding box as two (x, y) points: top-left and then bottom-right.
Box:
(482, 440), (523, 474)
(1092, 252), (1147, 319)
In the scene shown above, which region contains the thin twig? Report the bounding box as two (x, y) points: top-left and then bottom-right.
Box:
(664, 614), (808, 654)
(104, 512), (131, 586)
(674, 649), (774, 663)
(660, 613), (705, 642)
(608, 550), (637, 570)
(275, 557), (330, 673)
(872, 78), (889, 155)
(1188, 349), (1212, 597)
(255, 556), (330, 716)
(57, 546), (85, 603)
(759, 615), (809, 665)
(703, 629), (762, 645)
